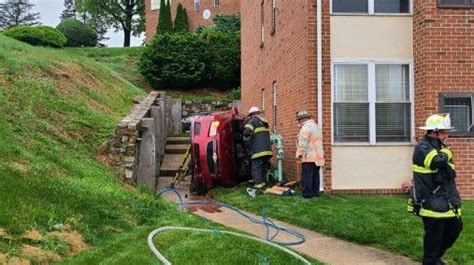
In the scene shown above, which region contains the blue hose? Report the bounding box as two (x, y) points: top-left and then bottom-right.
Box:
(156, 187), (306, 246)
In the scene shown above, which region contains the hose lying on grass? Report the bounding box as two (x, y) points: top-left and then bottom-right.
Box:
(147, 226), (311, 265)
(149, 187), (310, 264)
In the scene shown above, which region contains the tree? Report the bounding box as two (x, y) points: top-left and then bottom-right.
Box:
(75, 0), (144, 47)
(156, 0), (172, 34)
(60, 0), (77, 20)
(0, 0), (40, 29)
(213, 14), (240, 34)
(173, 3), (189, 33)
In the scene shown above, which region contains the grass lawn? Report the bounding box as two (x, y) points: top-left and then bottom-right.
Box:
(64, 222), (320, 265)
(212, 187), (474, 264)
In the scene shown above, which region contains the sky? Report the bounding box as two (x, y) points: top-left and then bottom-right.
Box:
(29, 0), (144, 47)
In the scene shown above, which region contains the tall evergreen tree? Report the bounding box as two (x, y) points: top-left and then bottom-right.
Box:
(0, 0), (40, 29)
(60, 0), (77, 20)
(173, 3), (189, 33)
(156, 0), (172, 34)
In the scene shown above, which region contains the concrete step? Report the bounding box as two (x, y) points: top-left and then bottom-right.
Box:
(159, 154), (185, 176)
(165, 144), (190, 154)
(167, 137), (190, 145)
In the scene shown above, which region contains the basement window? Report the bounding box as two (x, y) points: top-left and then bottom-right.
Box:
(438, 0), (474, 8)
(439, 93), (474, 137)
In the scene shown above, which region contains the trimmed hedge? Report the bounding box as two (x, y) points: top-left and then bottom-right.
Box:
(56, 19), (97, 47)
(139, 33), (205, 89)
(36, 26), (67, 48)
(2, 26), (67, 48)
(139, 31), (240, 90)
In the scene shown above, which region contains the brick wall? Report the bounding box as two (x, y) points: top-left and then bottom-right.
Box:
(413, 0), (474, 197)
(242, 0), (321, 182)
(145, 0), (241, 41)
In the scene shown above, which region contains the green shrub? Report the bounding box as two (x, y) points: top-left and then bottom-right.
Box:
(3, 26), (46, 47)
(174, 3), (189, 33)
(138, 33), (205, 89)
(56, 19), (97, 47)
(201, 31), (240, 89)
(227, 87), (241, 100)
(213, 14), (240, 34)
(156, 0), (173, 34)
(36, 26), (67, 48)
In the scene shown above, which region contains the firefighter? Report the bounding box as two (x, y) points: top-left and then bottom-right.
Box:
(410, 113), (463, 265)
(243, 106), (272, 189)
(295, 110), (324, 198)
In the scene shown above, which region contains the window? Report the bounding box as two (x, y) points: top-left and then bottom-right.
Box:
(438, 0), (474, 8)
(271, 0), (276, 35)
(260, 0), (264, 47)
(440, 93), (474, 136)
(333, 62), (412, 144)
(194, 0), (201, 11)
(214, 0), (220, 7)
(332, 0), (410, 14)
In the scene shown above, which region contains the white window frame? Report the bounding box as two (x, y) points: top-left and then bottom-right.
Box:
(331, 59), (414, 146)
(214, 0), (220, 7)
(194, 0), (201, 11)
(330, 0), (413, 15)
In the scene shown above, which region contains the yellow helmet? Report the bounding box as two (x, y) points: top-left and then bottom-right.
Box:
(419, 113), (453, 131)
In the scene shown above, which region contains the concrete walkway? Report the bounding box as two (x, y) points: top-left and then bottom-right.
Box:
(157, 178), (418, 265)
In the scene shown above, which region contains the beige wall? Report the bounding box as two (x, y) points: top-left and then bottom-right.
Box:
(332, 146), (412, 189)
(331, 16), (413, 59)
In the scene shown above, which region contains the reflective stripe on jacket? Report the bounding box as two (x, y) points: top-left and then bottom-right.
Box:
(296, 119), (324, 166)
(412, 136), (462, 218)
(243, 116), (272, 160)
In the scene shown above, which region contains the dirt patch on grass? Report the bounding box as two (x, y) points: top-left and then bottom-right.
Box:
(0, 253), (7, 264)
(11, 161), (29, 173)
(7, 256), (31, 265)
(21, 245), (61, 263)
(21, 230), (43, 241)
(0, 227), (12, 239)
(51, 227), (89, 255)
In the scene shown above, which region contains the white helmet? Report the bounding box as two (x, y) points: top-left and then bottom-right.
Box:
(248, 106), (260, 115)
(419, 113), (454, 131)
(296, 110), (311, 120)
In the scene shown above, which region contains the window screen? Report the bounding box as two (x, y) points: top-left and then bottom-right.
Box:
(438, 0), (474, 8)
(445, 97), (472, 132)
(334, 64), (369, 142)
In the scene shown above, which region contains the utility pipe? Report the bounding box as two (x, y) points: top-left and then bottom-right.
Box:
(316, 0), (324, 191)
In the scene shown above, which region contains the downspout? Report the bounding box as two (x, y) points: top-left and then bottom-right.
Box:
(317, 0), (324, 191)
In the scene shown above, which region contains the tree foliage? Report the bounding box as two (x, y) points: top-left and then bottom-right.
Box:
(0, 0), (40, 30)
(60, 0), (77, 20)
(75, 0), (145, 47)
(173, 3), (189, 33)
(213, 14), (240, 34)
(156, 0), (172, 34)
(56, 19), (97, 47)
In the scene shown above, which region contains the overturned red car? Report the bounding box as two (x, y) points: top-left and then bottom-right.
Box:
(189, 107), (250, 193)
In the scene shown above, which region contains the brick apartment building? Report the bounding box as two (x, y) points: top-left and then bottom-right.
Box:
(145, 0), (240, 41)
(241, 0), (474, 197)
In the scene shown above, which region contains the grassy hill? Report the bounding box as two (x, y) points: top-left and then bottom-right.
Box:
(0, 35), (312, 264)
